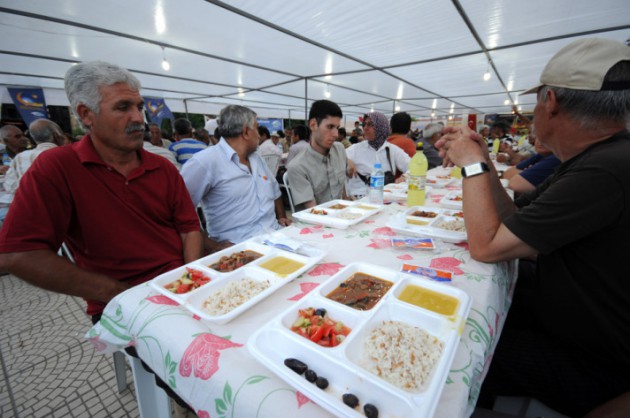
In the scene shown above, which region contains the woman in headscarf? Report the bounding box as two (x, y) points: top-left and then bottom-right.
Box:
(345, 112), (411, 199)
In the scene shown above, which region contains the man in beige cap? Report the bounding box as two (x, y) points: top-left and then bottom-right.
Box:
(437, 38), (630, 416)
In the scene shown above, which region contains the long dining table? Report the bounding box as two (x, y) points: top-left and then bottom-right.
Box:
(87, 166), (517, 418)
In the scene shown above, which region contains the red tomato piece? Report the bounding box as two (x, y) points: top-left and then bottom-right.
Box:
(310, 325), (325, 342)
(176, 283), (192, 294)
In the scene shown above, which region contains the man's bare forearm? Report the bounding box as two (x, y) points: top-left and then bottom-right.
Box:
(0, 249), (128, 303)
(180, 230), (204, 263)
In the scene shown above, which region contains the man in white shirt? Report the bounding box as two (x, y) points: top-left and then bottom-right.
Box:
(4, 119), (64, 195)
(148, 122), (172, 148)
(285, 124), (309, 165)
(258, 129), (282, 157)
(142, 130), (180, 170)
(180, 105), (291, 252)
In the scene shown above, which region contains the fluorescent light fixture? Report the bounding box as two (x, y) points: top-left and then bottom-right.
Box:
(155, 4), (166, 34)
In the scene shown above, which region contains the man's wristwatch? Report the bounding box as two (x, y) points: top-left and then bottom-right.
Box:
(461, 162), (490, 178)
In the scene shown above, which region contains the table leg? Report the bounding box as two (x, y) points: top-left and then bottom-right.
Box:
(128, 355), (172, 418)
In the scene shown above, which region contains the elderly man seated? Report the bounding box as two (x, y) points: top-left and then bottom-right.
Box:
(502, 138), (560, 195)
(437, 38), (630, 416)
(180, 105), (291, 253)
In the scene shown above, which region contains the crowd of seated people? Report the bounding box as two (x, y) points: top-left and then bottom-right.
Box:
(2, 37), (629, 418)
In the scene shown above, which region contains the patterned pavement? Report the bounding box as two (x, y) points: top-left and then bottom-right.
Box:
(0, 274), (140, 418)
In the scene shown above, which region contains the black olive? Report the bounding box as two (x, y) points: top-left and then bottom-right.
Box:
(315, 377), (329, 389)
(342, 393), (359, 408)
(364, 403), (379, 418)
(284, 358), (307, 375)
(339, 282), (347, 288)
(314, 308), (326, 317)
(304, 369), (317, 382)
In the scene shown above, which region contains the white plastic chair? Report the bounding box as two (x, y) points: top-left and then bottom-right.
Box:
(282, 171), (296, 214)
(261, 153), (281, 176)
(59, 243), (129, 394)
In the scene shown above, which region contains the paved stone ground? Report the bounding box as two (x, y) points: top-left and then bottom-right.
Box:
(0, 274), (140, 418)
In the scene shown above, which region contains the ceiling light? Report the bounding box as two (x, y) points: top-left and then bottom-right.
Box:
(395, 105), (401, 112)
(483, 61), (491, 81)
(324, 84), (331, 99)
(161, 46), (170, 71)
(431, 111), (436, 118)
(504, 99), (510, 105)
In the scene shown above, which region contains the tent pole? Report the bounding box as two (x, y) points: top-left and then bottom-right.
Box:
(304, 78), (308, 122)
(184, 99), (189, 119)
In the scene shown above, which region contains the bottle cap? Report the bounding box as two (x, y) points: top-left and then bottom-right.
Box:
(416, 142), (424, 151)
(374, 163), (382, 169)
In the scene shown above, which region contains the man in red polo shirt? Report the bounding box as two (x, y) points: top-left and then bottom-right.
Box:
(0, 61), (203, 323)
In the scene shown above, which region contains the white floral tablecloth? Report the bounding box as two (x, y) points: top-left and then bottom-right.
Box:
(88, 178), (517, 418)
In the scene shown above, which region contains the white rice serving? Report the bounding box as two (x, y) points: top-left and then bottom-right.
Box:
(363, 320), (443, 391)
(434, 218), (466, 232)
(202, 278), (270, 315)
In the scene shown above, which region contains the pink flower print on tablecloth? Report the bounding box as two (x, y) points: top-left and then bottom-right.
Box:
(179, 333), (243, 380)
(397, 254), (413, 260)
(88, 336), (107, 352)
(367, 238), (392, 249)
(296, 391), (311, 408)
(489, 312), (500, 338)
(299, 224), (324, 235)
(197, 411), (210, 418)
(431, 194), (444, 204)
(322, 233), (334, 239)
(430, 257), (464, 275)
(372, 226), (396, 236)
(146, 294), (179, 306)
(455, 242), (470, 251)
(307, 262), (345, 277)
(364, 220), (376, 224)
(288, 282), (320, 301)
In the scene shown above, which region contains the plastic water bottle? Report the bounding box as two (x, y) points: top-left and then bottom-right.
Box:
(407, 143), (428, 206)
(2, 153), (11, 167)
(368, 163), (384, 204)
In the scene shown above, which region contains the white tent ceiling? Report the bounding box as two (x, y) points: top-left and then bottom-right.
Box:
(0, 0), (629, 122)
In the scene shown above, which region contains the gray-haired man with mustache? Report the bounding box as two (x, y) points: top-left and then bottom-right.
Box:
(0, 61), (203, 323)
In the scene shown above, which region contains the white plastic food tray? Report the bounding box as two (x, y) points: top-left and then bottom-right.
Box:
(248, 262), (471, 418)
(438, 190), (463, 209)
(292, 199), (383, 229)
(149, 239), (326, 324)
(386, 206), (467, 243)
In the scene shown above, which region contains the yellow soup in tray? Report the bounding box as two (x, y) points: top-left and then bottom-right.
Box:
(398, 284), (459, 316)
(355, 204), (377, 210)
(259, 256), (305, 276)
(406, 217), (429, 226)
